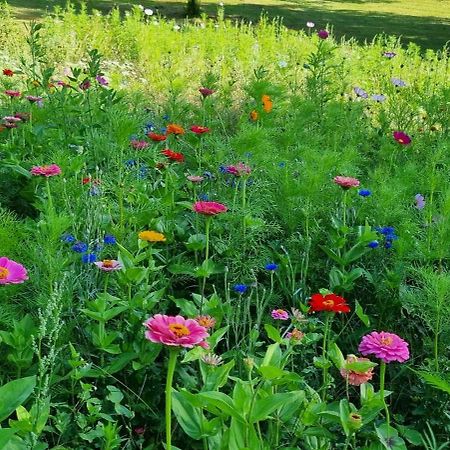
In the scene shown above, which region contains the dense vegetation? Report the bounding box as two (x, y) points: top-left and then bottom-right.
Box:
(0, 5), (449, 450)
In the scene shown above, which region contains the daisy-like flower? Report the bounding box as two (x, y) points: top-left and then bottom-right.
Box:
(340, 354), (374, 386)
(286, 328), (304, 341)
(138, 230), (166, 242)
(358, 331), (409, 363)
(130, 140), (149, 150)
(2, 68), (14, 76)
(4, 90), (21, 97)
(201, 353), (223, 366)
(271, 309), (289, 320)
(193, 201), (227, 215)
(162, 148), (184, 162)
(309, 293), (350, 313)
(262, 94), (273, 113)
(190, 125), (210, 134)
(333, 176), (360, 189)
(0, 257), (28, 285)
(391, 77), (407, 87)
(195, 315), (216, 330)
(186, 175), (204, 183)
(353, 87), (368, 99)
(148, 132), (167, 141)
(306, 21), (315, 28)
(225, 162), (251, 176)
(30, 164), (62, 177)
(166, 123), (185, 135)
(144, 314), (209, 348)
(94, 259), (123, 271)
(393, 131), (411, 145)
(371, 94), (386, 102)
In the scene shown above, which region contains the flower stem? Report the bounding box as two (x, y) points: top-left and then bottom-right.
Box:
(165, 349), (179, 450)
(379, 361), (390, 432)
(200, 217), (212, 314)
(45, 177), (54, 216)
(321, 313), (332, 400)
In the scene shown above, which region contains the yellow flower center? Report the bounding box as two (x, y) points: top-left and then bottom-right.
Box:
(0, 266), (9, 279)
(398, 138), (404, 143)
(276, 309), (285, 314)
(380, 337), (393, 346)
(169, 323), (191, 338)
(102, 259), (114, 268)
(323, 300), (335, 307)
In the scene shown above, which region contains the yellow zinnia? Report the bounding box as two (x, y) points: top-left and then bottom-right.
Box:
(138, 230), (166, 242)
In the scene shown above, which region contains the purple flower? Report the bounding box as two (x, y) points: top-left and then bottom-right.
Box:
(359, 331), (409, 363)
(81, 253), (97, 263)
(317, 29), (329, 39)
(371, 94), (386, 102)
(271, 309), (289, 320)
(391, 77), (407, 87)
(353, 87), (368, 99)
(96, 75), (109, 86)
(368, 241), (379, 248)
(72, 241), (88, 253)
(233, 284), (248, 294)
(383, 51), (396, 58)
(415, 194), (425, 210)
(265, 263), (278, 271)
(358, 189), (371, 197)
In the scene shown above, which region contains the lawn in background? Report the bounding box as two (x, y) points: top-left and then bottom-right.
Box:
(5, 0), (450, 50)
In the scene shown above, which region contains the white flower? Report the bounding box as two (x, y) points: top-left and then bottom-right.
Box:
(306, 21), (315, 28)
(278, 60), (288, 68)
(219, 1), (224, 5)
(138, 4), (144, 10)
(173, 24), (181, 31)
(144, 8), (153, 15)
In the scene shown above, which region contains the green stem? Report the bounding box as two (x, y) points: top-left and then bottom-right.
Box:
(200, 217), (212, 313)
(379, 361), (390, 432)
(165, 349), (179, 450)
(321, 313), (332, 400)
(45, 177), (54, 216)
(342, 189), (348, 229)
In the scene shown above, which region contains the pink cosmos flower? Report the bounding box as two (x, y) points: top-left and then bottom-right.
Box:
(333, 176), (360, 189)
(4, 90), (21, 97)
(0, 257), (28, 285)
(187, 175), (204, 183)
(193, 201), (227, 215)
(199, 88), (215, 97)
(190, 125), (210, 134)
(358, 331), (410, 363)
(340, 355), (374, 386)
(318, 29), (329, 39)
(226, 162), (252, 176)
(94, 259), (123, 272)
(30, 164), (62, 177)
(144, 314), (209, 348)
(271, 309), (289, 320)
(393, 131), (411, 145)
(130, 140), (149, 150)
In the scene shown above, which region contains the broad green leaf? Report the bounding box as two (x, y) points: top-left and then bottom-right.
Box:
(250, 392), (293, 422)
(196, 391), (244, 423)
(172, 390), (204, 439)
(0, 376), (36, 422)
(0, 429), (15, 448)
(264, 324), (282, 343)
(355, 300), (371, 327)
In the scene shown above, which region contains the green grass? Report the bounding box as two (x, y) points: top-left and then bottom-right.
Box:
(6, 0), (450, 50)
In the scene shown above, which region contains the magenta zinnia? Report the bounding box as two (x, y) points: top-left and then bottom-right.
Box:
(393, 131), (411, 145)
(271, 309), (289, 320)
(0, 257), (28, 285)
(30, 164), (62, 177)
(193, 201), (227, 215)
(144, 314), (209, 348)
(358, 331), (409, 363)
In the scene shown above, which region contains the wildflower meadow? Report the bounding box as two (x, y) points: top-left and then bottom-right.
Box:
(0, 3), (449, 449)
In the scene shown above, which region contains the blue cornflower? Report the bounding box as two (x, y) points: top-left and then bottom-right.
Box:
(198, 193), (209, 201)
(162, 114), (170, 121)
(72, 241), (88, 253)
(358, 189), (372, 197)
(244, 152), (253, 159)
(265, 263), (278, 271)
(219, 165), (227, 174)
(129, 134), (138, 140)
(104, 234), (116, 245)
(278, 162), (286, 168)
(81, 253), (97, 263)
(384, 241), (393, 249)
(203, 171), (214, 179)
(89, 186), (101, 196)
(160, 127), (167, 134)
(144, 122), (155, 132)
(125, 159), (137, 168)
(378, 226), (395, 236)
(233, 284), (248, 294)
(92, 243), (103, 253)
(138, 165), (149, 179)
(61, 233), (76, 243)
(368, 241), (379, 248)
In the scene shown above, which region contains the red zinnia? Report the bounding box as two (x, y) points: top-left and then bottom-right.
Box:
(162, 148), (184, 162)
(190, 125), (210, 134)
(2, 69), (14, 77)
(148, 132), (167, 142)
(199, 87), (215, 97)
(308, 293), (350, 313)
(393, 131), (411, 145)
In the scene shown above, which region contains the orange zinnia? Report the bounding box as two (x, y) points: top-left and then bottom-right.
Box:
(166, 123), (185, 135)
(138, 230), (166, 242)
(250, 110), (259, 121)
(262, 94), (273, 113)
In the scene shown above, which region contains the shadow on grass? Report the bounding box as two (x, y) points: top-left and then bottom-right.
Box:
(7, 0), (450, 50)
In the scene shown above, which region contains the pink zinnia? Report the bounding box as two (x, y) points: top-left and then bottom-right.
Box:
(271, 309), (289, 320)
(94, 259), (123, 272)
(30, 164), (62, 177)
(333, 176), (360, 189)
(3, 116), (21, 123)
(340, 355), (374, 386)
(0, 257), (28, 285)
(130, 140), (149, 150)
(199, 87), (215, 97)
(193, 201), (227, 215)
(393, 131), (411, 145)
(4, 90), (20, 97)
(144, 314), (209, 348)
(187, 175), (204, 183)
(190, 125), (210, 134)
(26, 95), (43, 103)
(358, 331), (410, 363)
(226, 162), (252, 176)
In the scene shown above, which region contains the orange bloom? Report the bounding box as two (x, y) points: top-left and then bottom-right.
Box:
(262, 94), (273, 113)
(250, 110), (259, 121)
(166, 123), (185, 135)
(138, 230), (166, 242)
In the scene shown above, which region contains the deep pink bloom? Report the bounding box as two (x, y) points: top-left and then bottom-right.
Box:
(26, 95), (43, 103)
(333, 176), (360, 189)
(271, 309), (289, 320)
(317, 29), (329, 39)
(144, 314), (209, 348)
(187, 175), (204, 183)
(4, 90), (21, 98)
(130, 140), (149, 150)
(226, 162), (252, 176)
(96, 75), (108, 86)
(340, 355), (374, 386)
(358, 331), (410, 363)
(79, 79), (91, 90)
(0, 257), (28, 285)
(30, 164), (62, 177)
(193, 201), (227, 215)
(94, 259), (123, 272)
(199, 87), (215, 97)
(393, 131), (411, 145)
(190, 125), (210, 134)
